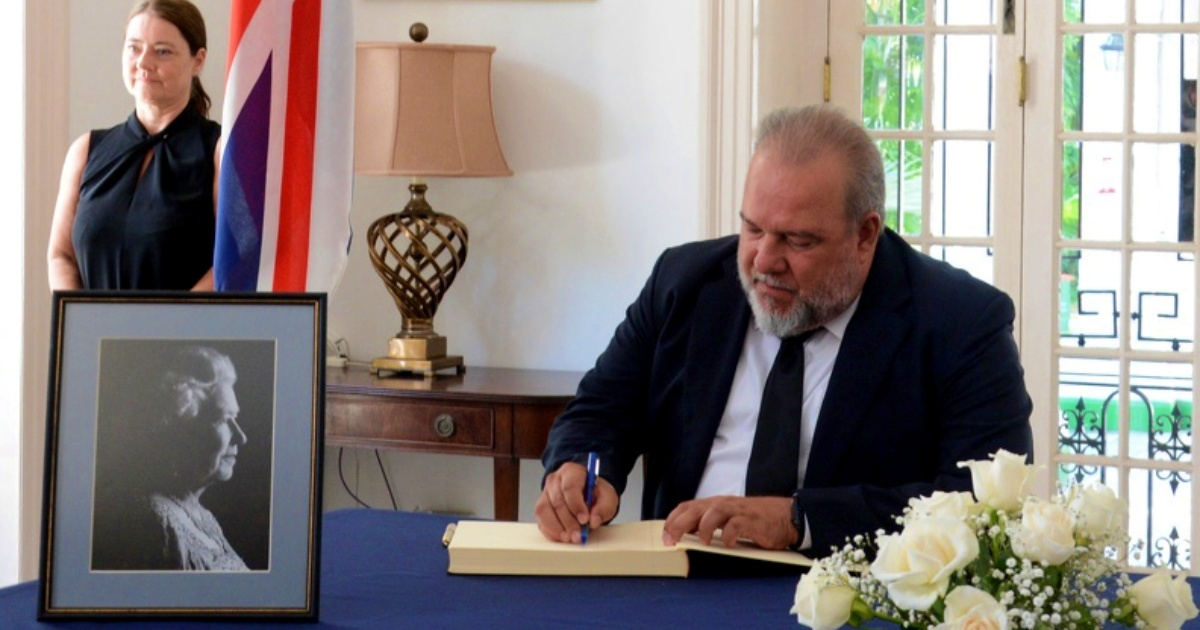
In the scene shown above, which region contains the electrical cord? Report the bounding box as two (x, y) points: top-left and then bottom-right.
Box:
(329, 338), (400, 510)
(375, 450), (398, 510)
(336, 447), (400, 510)
(337, 447), (372, 508)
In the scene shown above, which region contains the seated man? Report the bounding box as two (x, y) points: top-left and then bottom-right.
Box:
(535, 104), (1033, 557)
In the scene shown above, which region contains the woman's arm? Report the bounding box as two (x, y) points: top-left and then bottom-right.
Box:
(47, 133), (90, 290)
(190, 268), (215, 291)
(192, 136), (222, 292)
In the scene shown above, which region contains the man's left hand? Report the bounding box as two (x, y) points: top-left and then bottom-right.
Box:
(661, 496), (797, 550)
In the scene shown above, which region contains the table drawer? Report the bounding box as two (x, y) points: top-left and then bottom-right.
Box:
(326, 395), (495, 450)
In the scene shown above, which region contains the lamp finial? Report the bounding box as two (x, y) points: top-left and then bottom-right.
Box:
(409, 22), (428, 43)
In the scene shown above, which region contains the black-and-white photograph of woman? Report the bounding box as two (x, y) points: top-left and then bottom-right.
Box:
(90, 339), (275, 571)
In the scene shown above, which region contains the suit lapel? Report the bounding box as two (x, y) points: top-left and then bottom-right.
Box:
(674, 256), (751, 498)
(805, 232), (911, 488)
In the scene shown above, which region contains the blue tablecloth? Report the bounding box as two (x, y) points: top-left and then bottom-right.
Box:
(1, 508), (1197, 629)
(0, 509), (803, 629)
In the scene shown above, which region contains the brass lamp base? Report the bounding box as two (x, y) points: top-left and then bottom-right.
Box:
(388, 335), (447, 358)
(370, 333), (466, 379)
(371, 354), (465, 379)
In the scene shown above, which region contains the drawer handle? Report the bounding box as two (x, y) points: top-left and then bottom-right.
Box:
(433, 413), (456, 438)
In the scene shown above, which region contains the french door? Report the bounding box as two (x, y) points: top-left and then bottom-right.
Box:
(811, 0), (1197, 571)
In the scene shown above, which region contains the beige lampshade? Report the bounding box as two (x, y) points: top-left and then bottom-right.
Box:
(354, 41), (512, 177)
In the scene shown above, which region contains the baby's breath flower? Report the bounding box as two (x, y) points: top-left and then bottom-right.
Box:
(790, 459), (1197, 630)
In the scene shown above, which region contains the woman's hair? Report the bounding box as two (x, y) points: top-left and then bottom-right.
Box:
(152, 345), (237, 427)
(753, 105), (886, 226)
(128, 0), (212, 118)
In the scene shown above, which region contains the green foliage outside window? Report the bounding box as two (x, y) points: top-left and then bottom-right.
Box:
(1061, 1), (1084, 334)
(862, 0), (925, 236)
(865, 0), (924, 26)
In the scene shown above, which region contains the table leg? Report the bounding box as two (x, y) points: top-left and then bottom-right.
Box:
(493, 457), (520, 521)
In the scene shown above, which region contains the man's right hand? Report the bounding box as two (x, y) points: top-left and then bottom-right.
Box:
(534, 461), (619, 544)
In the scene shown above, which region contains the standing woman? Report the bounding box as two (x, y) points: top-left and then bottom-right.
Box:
(47, 0), (220, 291)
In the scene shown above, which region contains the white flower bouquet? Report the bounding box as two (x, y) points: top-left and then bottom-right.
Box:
(791, 450), (1200, 630)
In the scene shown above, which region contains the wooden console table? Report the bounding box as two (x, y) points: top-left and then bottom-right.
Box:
(324, 366), (583, 520)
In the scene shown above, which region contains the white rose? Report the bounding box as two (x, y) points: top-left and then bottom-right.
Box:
(791, 566), (856, 630)
(957, 449), (1033, 512)
(870, 516), (980, 611)
(932, 586), (1009, 630)
(1009, 498), (1077, 566)
(909, 491), (980, 521)
(1130, 573), (1200, 630)
(1069, 483), (1126, 539)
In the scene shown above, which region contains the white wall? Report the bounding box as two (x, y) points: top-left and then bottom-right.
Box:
(0, 0), (24, 587)
(345, 1), (704, 372)
(16, 0), (705, 577)
(19, 0), (67, 589)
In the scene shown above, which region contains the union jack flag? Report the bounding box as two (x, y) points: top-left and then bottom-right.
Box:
(215, 0), (353, 292)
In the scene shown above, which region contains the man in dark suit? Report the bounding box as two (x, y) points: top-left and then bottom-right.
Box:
(536, 105), (1033, 557)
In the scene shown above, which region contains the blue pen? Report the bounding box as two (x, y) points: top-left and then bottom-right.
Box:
(582, 452), (600, 545)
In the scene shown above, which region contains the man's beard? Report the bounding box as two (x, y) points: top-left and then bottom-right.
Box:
(738, 260), (860, 338)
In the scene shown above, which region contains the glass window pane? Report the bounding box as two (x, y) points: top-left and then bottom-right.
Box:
(1057, 464), (1119, 499)
(1058, 357), (1121, 458)
(1133, 34), (1197, 133)
(1132, 143), (1187, 242)
(1136, 0), (1200, 23)
(878, 139), (924, 236)
(1130, 252), (1195, 352)
(1065, 0), (1081, 22)
(930, 140), (993, 237)
(933, 35), (994, 131)
(1070, 141), (1123, 241)
(904, 36), (925, 130)
(866, 0), (899, 25)
(928, 246), (994, 284)
(1063, 34), (1127, 132)
(1073, 33), (1127, 133)
(1063, 142), (1083, 238)
(1186, 142), (1197, 242)
(1064, 0), (1127, 23)
(1128, 467), (1192, 570)
(864, 35), (900, 130)
(1129, 361), (1193, 465)
(905, 0), (924, 24)
(1060, 249), (1122, 349)
(863, 36), (925, 131)
(866, 0), (925, 26)
(937, 0), (993, 25)
(1064, 36), (1085, 131)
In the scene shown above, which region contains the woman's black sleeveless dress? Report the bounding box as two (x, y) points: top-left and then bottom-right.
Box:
(72, 108), (221, 290)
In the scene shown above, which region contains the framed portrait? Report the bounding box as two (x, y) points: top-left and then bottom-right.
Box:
(39, 292), (326, 621)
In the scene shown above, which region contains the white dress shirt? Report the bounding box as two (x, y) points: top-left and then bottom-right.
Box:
(695, 297), (860, 498)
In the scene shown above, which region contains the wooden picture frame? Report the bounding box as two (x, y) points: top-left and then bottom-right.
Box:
(38, 292), (326, 621)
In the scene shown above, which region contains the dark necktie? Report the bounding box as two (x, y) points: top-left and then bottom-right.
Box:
(745, 329), (817, 497)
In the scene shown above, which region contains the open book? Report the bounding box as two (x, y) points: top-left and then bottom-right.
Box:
(445, 519), (812, 578)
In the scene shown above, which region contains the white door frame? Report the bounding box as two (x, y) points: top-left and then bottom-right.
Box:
(20, 0), (68, 582)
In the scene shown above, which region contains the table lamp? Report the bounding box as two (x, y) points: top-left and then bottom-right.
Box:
(354, 24), (511, 377)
